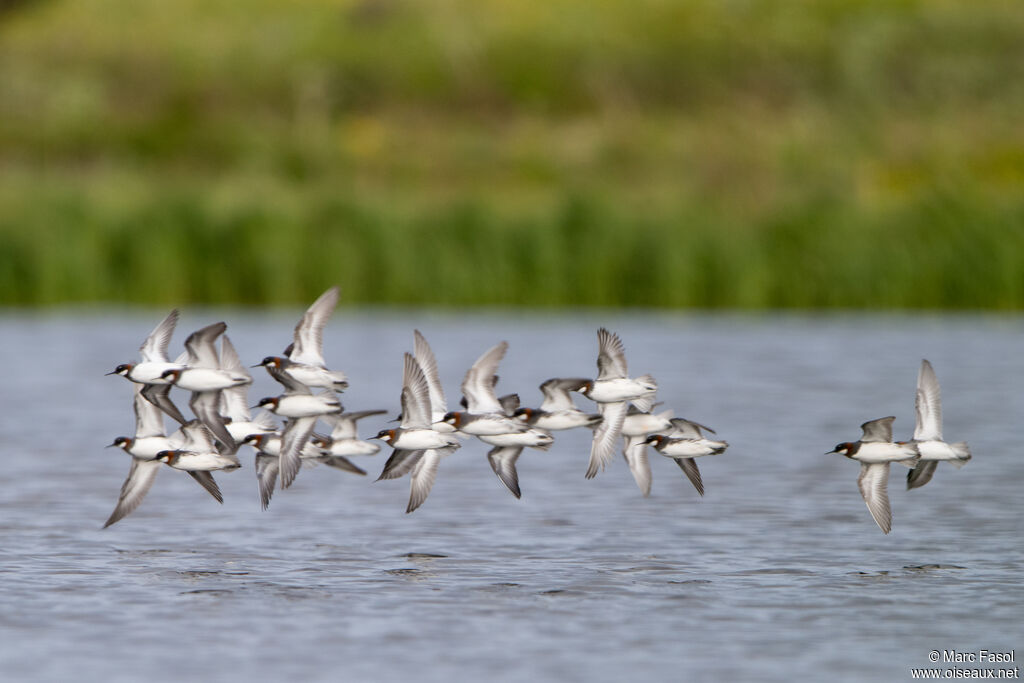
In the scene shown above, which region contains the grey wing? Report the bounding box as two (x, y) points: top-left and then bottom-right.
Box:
(914, 359), (943, 441)
(407, 449), (442, 513)
(346, 409), (388, 422)
(400, 353), (433, 429)
(139, 309), (179, 363)
(103, 459), (161, 528)
(320, 455), (367, 475)
(219, 338), (253, 421)
(219, 335), (252, 379)
(330, 410), (386, 439)
(586, 400), (627, 479)
(461, 341), (508, 414)
(180, 421), (218, 452)
(266, 362), (310, 394)
(190, 391), (237, 453)
(498, 393), (521, 417)
(133, 386), (166, 438)
(622, 435), (652, 497)
(906, 460), (939, 490)
(327, 409), (387, 440)
(414, 330), (448, 416)
(487, 446), (523, 499)
(324, 413), (356, 440)
(187, 471), (223, 503)
(539, 378), (588, 412)
(674, 457), (704, 496)
(596, 328), (628, 380)
(860, 416), (895, 443)
(857, 462), (892, 534)
(290, 286), (338, 367)
(219, 381), (252, 424)
(183, 322), (226, 368)
(141, 383), (188, 426)
(279, 416), (317, 489)
(255, 453), (279, 510)
(377, 449), (425, 481)
(668, 418), (716, 439)
(250, 410), (278, 433)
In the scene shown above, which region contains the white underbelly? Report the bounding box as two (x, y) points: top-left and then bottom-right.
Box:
(274, 395), (340, 418)
(915, 440), (960, 461)
(589, 378), (654, 403)
(855, 442), (918, 464)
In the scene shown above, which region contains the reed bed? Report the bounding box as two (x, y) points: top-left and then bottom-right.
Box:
(1, 0), (1022, 308)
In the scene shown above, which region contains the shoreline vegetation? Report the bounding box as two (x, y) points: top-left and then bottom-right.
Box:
(1, 0), (1022, 308)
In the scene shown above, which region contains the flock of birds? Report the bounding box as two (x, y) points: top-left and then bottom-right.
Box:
(104, 287), (972, 534)
(104, 286), (726, 526)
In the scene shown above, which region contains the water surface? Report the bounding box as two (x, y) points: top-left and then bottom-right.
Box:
(1, 310), (1021, 681)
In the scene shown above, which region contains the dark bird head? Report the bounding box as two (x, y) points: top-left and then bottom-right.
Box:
(107, 363), (133, 376)
(372, 429), (396, 443)
(255, 397), (279, 411)
(108, 436), (133, 450)
(242, 433), (267, 447)
(155, 450), (182, 464)
(513, 407), (534, 421)
(827, 442), (853, 457)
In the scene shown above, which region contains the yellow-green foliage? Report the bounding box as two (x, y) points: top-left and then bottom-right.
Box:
(1, 0), (1022, 307)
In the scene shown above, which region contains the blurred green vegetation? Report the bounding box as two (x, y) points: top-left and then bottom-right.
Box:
(1, 0), (1023, 308)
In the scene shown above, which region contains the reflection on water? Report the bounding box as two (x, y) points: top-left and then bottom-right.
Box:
(0, 311), (1022, 682)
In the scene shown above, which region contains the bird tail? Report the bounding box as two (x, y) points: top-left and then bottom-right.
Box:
(949, 442), (972, 468)
(637, 374), (657, 391)
(897, 454), (921, 469)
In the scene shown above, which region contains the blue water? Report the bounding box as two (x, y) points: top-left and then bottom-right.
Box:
(1, 310), (1021, 681)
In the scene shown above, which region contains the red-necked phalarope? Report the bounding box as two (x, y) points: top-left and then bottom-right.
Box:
(906, 359), (972, 490)
(577, 328), (657, 479)
(107, 309), (188, 425)
(256, 286), (349, 392)
(828, 416), (920, 534)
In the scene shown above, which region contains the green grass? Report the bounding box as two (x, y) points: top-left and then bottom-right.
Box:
(1, 0), (1023, 308)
